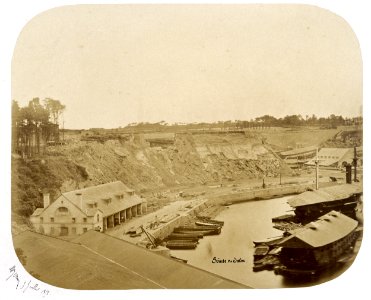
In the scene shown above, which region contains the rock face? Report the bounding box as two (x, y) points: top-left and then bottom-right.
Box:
(11, 131), (286, 226)
(53, 132), (284, 189)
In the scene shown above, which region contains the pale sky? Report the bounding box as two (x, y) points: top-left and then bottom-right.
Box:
(12, 4), (362, 129)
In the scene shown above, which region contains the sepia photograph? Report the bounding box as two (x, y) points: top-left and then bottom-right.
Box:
(4, 2), (366, 293)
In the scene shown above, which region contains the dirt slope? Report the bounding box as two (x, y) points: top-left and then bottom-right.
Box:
(11, 131), (288, 229)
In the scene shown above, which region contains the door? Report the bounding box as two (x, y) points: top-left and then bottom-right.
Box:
(60, 226), (69, 236)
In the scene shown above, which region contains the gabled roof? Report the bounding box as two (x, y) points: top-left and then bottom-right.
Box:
(288, 183), (362, 208)
(306, 148), (352, 166)
(279, 211), (358, 248)
(31, 208), (45, 217)
(61, 181), (143, 217)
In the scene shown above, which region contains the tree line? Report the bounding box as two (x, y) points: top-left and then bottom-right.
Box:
(12, 98), (65, 158)
(124, 114), (362, 131)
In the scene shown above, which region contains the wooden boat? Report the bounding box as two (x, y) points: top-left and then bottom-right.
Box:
(196, 216), (224, 225)
(173, 228), (221, 235)
(253, 255), (280, 272)
(195, 221), (222, 227)
(167, 236), (200, 242)
(176, 225), (220, 231)
(167, 239), (199, 244)
(253, 245), (270, 258)
(168, 233), (204, 239)
(166, 241), (197, 250)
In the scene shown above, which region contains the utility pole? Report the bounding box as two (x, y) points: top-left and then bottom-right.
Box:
(315, 148), (319, 190)
(353, 146), (358, 182)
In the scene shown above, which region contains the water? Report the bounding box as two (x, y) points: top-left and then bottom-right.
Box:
(171, 196), (353, 288)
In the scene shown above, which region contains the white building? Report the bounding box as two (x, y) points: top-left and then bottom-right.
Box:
(30, 181), (147, 236)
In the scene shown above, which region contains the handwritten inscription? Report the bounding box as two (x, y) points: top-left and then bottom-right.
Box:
(212, 257), (246, 263)
(5, 265), (50, 297)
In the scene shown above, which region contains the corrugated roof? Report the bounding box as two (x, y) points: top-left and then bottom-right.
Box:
(279, 211), (358, 248)
(288, 183), (362, 207)
(280, 146), (317, 157)
(61, 181), (143, 217)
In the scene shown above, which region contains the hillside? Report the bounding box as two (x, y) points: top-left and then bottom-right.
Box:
(15, 126), (359, 231)
(12, 131), (290, 226)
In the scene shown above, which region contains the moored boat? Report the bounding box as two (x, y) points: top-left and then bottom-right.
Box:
(196, 216), (224, 225)
(254, 245), (270, 259)
(168, 233), (204, 239)
(173, 228), (221, 235)
(176, 225), (221, 231)
(166, 240), (197, 250)
(195, 221), (222, 227)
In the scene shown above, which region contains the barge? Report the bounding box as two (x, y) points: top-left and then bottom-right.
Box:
(274, 210), (359, 276)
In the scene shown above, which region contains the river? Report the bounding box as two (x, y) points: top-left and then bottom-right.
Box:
(170, 196), (353, 288)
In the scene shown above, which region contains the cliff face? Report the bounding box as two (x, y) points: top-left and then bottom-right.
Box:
(11, 132), (285, 225)
(56, 133), (284, 189)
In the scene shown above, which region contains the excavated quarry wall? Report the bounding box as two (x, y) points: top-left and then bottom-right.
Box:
(49, 132), (287, 192)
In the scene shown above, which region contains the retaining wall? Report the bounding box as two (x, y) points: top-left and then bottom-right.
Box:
(150, 199), (211, 240)
(212, 183), (315, 204)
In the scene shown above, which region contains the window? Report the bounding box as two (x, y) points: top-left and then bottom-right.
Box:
(50, 227), (55, 235)
(97, 214), (100, 222)
(50, 217), (54, 223)
(72, 227), (77, 234)
(83, 228), (88, 233)
(40, 217), (43, 223)
(83, 218), (87, 223)
(72, 217), (76, 223)
(56, 207), (69, 216)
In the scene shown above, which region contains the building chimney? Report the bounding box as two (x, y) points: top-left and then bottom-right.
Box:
(43, 193), (50, 208)
(346, 163), (352, 184)
(353, 146), (358, 182)
(315, 148), (319, 190)
(76, 192), (83, 209)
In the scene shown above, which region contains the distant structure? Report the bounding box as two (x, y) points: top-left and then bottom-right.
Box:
(279, 146), (317, 169)
(30, 181), (147, 236)
(305, 148), (354, 168)
(287, 183), (362, 221)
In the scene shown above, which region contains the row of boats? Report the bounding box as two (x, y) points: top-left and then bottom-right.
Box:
(165, 217), (224, 250)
